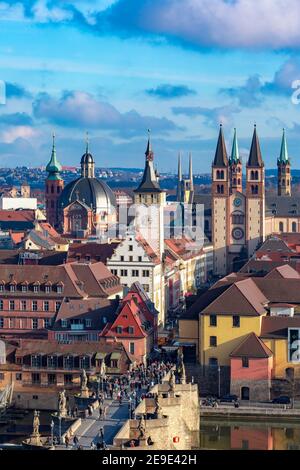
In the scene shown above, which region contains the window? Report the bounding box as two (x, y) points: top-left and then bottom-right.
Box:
(32, 301), (38, 311)
(292, 222), (297, 233)
(44, 318), (51, 329)
(0, 284), (4, 292)
(61, 319), (68, 328)
(9, 318), (14, 329)
(132, 270), (139, 277)
(129, 256), (133, 262)
(138, 256), (142, 262)
(210, 315), (217, 327)
(233, 315), (240, 328)
(48, 374), (56, 385)
(64, 356), (74, 369)
(47, 356), (57, 368)
(32, 318), (38, 329)
(0, 318), (3, 328)
(10, 284), (16, 292)
(129, 245), (133, 251)
(20, 300), (27, 311)
(79, 356), (90, 369)
(111, 269), (118, 276)
(9, 300), (15, 311)
(0, 300), (3, 311)
(31, 355), (41, 367)
(43, 301), (49, 312)
(16, 373), (22, 381)
(55, 302), (61, 313)
(45, 285), (51, 294)
(85, 319), (92, 328)
(128, 326), (134, 334)
(242, 357), (249, 368)
(209, 357), (218, 367)
(33, 284), (39, 293)
(64, 374), (73, 385)
(129, 342), (135, 354)
(32, 373), (40, 384)
(120, 269), (128, 277)
(116, 326), (123, 334)
(120, 256), (124, 262)
(32, 395), (39, 400)
(279, 222), (284, 232)
(21, 285), (28, 292)
(57, 285), (63, 294)
(142, 270), (150, 277)
(210, 336), (217, 347)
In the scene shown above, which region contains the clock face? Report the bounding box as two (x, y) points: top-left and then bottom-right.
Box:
(232, 227), (244, 240)
(234, 197), (242, 208)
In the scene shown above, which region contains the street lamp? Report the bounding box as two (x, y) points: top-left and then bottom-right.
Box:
(50, 419), (54, 447)
(218, 366), (221, 398)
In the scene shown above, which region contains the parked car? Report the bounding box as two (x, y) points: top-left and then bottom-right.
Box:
(220, 394), (238, 403)
(272, 396), (291, 404)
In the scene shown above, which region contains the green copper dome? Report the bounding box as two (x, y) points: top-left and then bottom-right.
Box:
(46, 134), (62, 180)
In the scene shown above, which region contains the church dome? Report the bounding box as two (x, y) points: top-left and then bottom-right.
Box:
(58, 176), (116, 214)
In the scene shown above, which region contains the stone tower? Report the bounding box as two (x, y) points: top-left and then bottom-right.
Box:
(277, 128), (291, 197)
(245, 125), (265, 257)
(45, 134), (64, 228)
(133, 131), (166, 259)
(211, 124), (230, 276)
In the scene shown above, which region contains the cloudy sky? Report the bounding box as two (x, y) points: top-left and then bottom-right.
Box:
(1, 0), (300, 172)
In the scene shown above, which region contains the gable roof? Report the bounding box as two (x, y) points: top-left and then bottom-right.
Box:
(265, 264), (300, 280)
(230, 332), (273, 358)
(261, 316), (300, 339)
(202, 278), (268, 316)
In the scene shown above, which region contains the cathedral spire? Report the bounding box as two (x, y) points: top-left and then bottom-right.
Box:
(230, 128), (240, 164)
(278, 128), (289, 164)
(248, 125), (263, 167)
(213, 124), (228, 167)
(178, 152), (182, 182)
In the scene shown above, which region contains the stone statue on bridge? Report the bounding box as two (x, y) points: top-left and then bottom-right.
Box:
(58, 390), (67, 418)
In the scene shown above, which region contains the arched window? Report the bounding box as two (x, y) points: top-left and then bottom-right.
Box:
(255, 171), (259, 180)
(251, 170), (255, 180)
(233, 178), (237, 186)
(51, 185), (54, 194)
(238, 178), (241, 185)
(216, 170), (220, 179)
(292, 222), (297, 233)
(220, 185), (224, 194)
(220, 170), (224, 179)
(279, 222), (284, 232)
(217, 185), (220, 194)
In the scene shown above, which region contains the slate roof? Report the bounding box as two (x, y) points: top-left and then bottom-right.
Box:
(213, 125), (228, 167)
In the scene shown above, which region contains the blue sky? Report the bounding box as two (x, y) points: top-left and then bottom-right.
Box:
(0, 1), (300, 172)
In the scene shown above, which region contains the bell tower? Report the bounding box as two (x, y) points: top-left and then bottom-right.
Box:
(229, 128), (242, 193)
(277, 128), (291, 197)
(245, 125), (265, 257)
(45, 133), (64, 228)
(211, 124), (230, 276)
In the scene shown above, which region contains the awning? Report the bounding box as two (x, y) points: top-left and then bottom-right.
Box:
(110, 352), (121, 360)
(95, 352), (106, 360)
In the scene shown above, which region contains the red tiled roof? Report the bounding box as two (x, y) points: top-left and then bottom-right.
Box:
(230, 332), (273, 358)
(261, 315), (300, 339)
(264, 264), (300, 280)
(0, 210), (36, 221)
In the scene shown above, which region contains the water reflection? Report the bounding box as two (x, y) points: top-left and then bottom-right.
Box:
(200, 419), (300, 450)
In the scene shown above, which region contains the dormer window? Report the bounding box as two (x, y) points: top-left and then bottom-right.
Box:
(33, 284), (40, 293)
(0, 283), (4, 292)
(128, 326), (134, 334)
(21, 284), (28, 293)
(57, 286), (63, 294)
(116, 326), (123, 334)
(45, 284), (51, 294)
(10, 283), (16, 292)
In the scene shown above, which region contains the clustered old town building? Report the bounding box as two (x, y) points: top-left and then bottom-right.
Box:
(1, 125), (300, 444)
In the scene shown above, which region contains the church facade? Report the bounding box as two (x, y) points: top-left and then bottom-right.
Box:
(45, 137), (117, 238)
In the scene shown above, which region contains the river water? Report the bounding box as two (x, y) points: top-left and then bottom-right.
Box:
(200, 417), (300, 450)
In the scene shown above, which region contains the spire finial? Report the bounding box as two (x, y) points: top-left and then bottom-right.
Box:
(52, 131), (55, 148)
(279, 127), (289, 163)
(145, 128), (153, 160)
(86, 131), (89, 154)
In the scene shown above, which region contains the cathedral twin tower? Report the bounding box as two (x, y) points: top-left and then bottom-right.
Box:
(212, 125), (291, 274)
